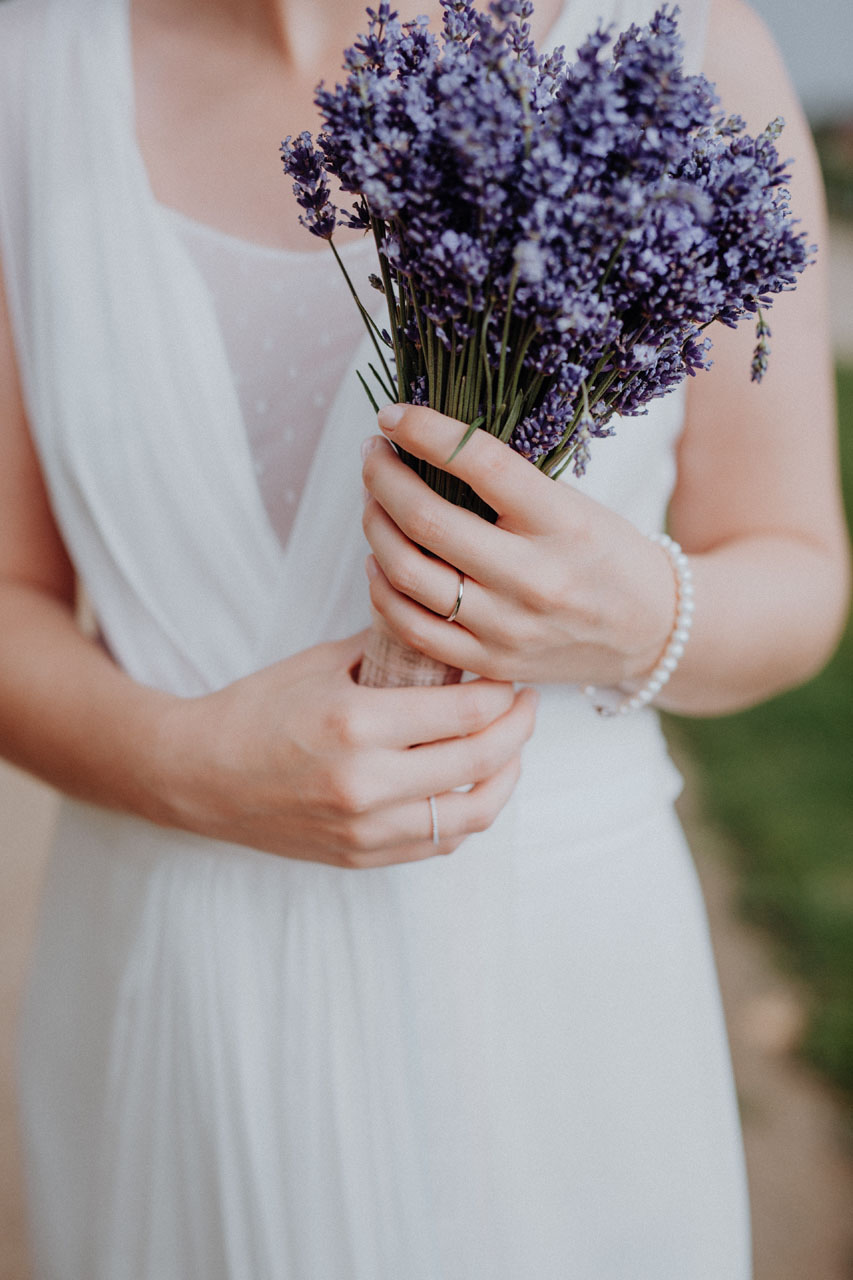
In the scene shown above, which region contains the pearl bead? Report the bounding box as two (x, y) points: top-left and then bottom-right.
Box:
(584, 531), (694, 718)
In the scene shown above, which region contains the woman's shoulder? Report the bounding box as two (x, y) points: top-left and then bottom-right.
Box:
(702, 0), (817, 198)
(703, 0), (794, 116)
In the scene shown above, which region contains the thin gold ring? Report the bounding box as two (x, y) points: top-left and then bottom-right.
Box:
(445, 571), (464, 623)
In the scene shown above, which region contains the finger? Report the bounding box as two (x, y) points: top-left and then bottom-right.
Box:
(345, 835), (463, 869)
(348, 674), (517, 750)
(363, 498), (492, 631)
(389, 685), (538, 801)
(351, 753), (524, 864)
(366, 556), (489, 676)
(274, 628), (373, 683)
(363, 435), (516, 587)
(340, 683), (535, 816)
(376, 403), (564, 534)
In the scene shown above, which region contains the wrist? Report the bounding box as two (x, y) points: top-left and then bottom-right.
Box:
(622, 532), (681, 687)
(586, 533), (694, 716)
(144, 691), (219, 835)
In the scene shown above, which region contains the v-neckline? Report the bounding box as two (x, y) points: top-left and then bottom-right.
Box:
(116, 0), (301, 587)
(114, 0), (598, 671)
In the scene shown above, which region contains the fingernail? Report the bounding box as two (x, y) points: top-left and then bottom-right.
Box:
(365, 554), (379, 581)
(361, 435), (381, 460)
(377, 403), (405, 434)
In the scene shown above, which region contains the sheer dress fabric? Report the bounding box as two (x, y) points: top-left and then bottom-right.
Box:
(0, 0), (752, 1276)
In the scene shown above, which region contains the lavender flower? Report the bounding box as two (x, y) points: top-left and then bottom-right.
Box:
(281, 2), (814, 489)
(512, 385), (576, 462)
(279, 131), (338, 239)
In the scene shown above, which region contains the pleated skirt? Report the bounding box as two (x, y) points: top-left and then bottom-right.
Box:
(18, 795), (751, 1280)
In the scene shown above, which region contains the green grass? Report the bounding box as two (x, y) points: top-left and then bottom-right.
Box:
(814, 122), (853, 223)
(666, 364), (853, 1097)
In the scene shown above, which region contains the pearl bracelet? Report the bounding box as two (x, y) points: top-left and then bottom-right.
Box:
(583, 532), (694, 717)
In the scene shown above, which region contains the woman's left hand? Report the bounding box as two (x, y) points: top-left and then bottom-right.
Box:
(362, 403), (676, 688)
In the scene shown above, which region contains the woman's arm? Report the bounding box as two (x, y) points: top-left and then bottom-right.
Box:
(0, 255), (537, 866)
(360, 0), (849, 717)
(663, 0), (849, 711)
(0, 254), (177, 818)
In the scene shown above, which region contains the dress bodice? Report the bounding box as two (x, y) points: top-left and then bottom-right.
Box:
(162, 211), (376, 551)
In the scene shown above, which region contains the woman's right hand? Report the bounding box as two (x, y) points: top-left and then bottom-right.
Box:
(156, 630), (538, 868)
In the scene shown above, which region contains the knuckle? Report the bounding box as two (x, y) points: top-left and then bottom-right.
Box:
(478, 441), (512, 488)
(343, 815), (375, 853)
(324, 700), (367, 750)
(519, 564), (562, 614)
(395, 616), (430, 655)
(326, 761), (372, 817)
(507, 754), (523, 787)
(361, 450), (382, 489)
(337, 847), (370, 870)
(479, 651), (515, 683)
(470, 734), (505, 779)
(467, 798), (494, 834)
(361, 501), (377, 541)
(384, 553), (422, 599)
(500, 616), (534, 656)
(406, 499), (446, 549)
(454, 682), (498, 735)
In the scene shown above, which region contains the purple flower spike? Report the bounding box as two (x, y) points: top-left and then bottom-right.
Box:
(280, 131), (339, 238)
(282, 2), (816, 486)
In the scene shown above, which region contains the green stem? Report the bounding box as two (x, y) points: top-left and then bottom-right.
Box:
(480, 304), (495, 429)
(448, 329), (459, 419)
(494, 264), (520, 430)
(369, 220), (406, 393)
(330, 237), (396, 401)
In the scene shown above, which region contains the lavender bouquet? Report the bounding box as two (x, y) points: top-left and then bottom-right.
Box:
(282, 0), (813, 686)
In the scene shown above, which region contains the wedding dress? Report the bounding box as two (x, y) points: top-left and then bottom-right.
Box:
(0, 0), (752, 1275)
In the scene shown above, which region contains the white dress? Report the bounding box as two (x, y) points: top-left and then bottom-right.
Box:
(0, 0), (752, 1276)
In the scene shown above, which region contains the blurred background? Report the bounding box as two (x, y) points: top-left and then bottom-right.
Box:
(669, 4), (853, 1277)
(669, 5), (853, 1277)
(1, 1), (852, 1278)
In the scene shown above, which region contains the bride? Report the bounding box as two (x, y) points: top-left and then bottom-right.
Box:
(0, 0), (847, 1276)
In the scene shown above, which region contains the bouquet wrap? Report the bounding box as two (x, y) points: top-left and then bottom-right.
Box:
(358, 612), (463, 687)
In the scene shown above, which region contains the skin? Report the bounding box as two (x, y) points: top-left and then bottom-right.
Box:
(0, 0), (848, 869)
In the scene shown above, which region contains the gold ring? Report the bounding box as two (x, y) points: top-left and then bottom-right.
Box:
(445, 571), (464, 623)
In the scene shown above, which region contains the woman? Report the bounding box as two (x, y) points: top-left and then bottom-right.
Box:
(0, 0), (847, 1276)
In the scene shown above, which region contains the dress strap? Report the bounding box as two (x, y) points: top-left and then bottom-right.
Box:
(1, 0), (284, 692)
